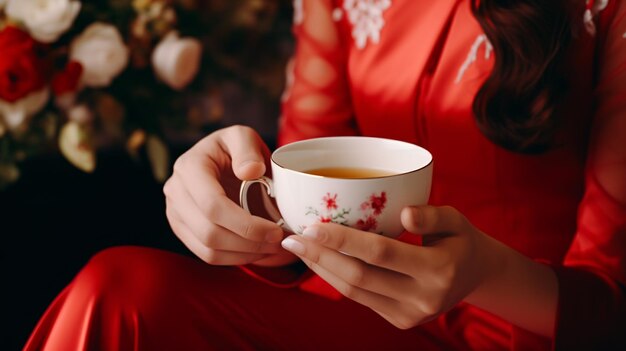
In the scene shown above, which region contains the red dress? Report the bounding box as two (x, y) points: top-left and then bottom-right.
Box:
(25, 1), (626, 350)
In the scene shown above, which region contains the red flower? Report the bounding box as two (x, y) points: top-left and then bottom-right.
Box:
(356, 215), (378, 231)
(323, 193), (338, 210)
(369, 192), (387, 215)
(0, 26), (47, 103)
(52, 61), (83, 96)
(320, 217), (332, 223)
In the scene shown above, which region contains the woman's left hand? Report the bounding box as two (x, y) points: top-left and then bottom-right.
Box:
(281, 205), (502, 329)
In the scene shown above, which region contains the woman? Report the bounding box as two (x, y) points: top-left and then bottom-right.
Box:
(25, 0), (625, 350)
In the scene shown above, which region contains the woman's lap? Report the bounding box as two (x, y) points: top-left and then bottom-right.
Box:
(24, 246), (461, 351)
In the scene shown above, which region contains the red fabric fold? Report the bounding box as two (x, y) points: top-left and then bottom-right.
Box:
(237, 262), (311, 289)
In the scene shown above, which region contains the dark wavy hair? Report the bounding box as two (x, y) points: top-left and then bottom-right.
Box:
(471, 0), (575, 153)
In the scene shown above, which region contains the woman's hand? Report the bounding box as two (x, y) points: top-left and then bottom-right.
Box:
(280, 205), (502, 329)
(164, 125), (297, 267)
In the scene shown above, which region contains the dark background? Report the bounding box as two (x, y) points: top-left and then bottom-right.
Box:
(0, 148), (185, 350)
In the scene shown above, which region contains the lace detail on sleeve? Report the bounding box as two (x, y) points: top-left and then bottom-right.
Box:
(278, 0), (356, 146)
(343, 0), (392, 49)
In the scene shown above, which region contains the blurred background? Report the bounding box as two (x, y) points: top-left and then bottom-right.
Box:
(0, 0), (294, 349)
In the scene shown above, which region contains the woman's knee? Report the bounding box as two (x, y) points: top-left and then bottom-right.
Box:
(72, 246), (180, 307)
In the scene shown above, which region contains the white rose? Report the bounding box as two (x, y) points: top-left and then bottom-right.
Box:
(152, 31), (202, 91)
(0, 88), (50, 131)
(5, 0), (81, 43)
(70, 23), (129, 88)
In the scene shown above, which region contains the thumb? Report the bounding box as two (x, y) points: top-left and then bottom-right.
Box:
(233, 157), (266, 181)
(221, 126), (269, 180)
(401, 205), (468, 235)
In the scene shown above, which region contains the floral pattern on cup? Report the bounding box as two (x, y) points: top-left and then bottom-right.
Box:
(357, 192), (387, 231)
(301, 191), (388, 234)
(305, 193), (351, 229)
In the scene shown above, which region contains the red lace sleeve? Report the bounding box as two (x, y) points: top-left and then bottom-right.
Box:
(277, 0), (357, 147)
(552, 1), (626, 348)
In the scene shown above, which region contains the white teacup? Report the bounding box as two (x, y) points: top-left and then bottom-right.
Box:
(239, 136), (433, 238)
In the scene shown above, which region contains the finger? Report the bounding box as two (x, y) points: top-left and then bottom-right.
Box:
(282, 235), (413, 299)
(172, 134), (229, 198)
(194, 220), (283, 255)
(300, 223), (433, 274)
(167, 195), (281, 254)
(167, 206), (269, 265)
(375, 311), (404, 330)
(169, 166), (283, 243)
(169, 139), (283, 243)
(217, 125), (270, 181)
(401, 205), (468, 235)
(297, 255), (403, 320)
(302, 258), (415, 329)
(166, 175), (281, 252)
(206, 194), (285, 243)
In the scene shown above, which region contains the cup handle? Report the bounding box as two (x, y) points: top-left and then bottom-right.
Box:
(239, 176), (291, 231)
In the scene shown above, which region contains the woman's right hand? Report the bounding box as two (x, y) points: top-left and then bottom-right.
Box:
(164, 125), (295, 266)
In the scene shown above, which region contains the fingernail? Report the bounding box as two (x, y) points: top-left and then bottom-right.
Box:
(238, 160), (265, 179)
(240, 160), (259, 169)
(302, 225), (323, 241)
(281, 237), (306, 255)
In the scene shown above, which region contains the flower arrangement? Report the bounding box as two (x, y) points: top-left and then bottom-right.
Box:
(0, 0), (291, 188)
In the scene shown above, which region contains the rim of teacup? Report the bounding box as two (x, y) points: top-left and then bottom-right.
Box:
(270, 136), (433, 180)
